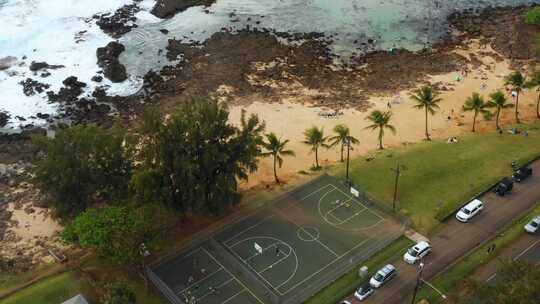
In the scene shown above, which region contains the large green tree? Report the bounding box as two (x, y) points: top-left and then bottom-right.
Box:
(261, 133), (295, 184)
(486, 91), (513, 130)
(329, 124), (359, 162)
(131, 97), (265, 215)
(62, 206), (155, 264)
(525, 69), (540, 119)
(505, 71), (526, 123)
(33, 124), (134, 219)
(410, 86), (442, 140)
(365, 110), (395, 150)
(463, 92), (490, 132)
(303, 126), (329, 169)
(456, 260), (540, 304)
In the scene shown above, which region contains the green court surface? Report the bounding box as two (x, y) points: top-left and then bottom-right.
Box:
(147, 175), (403, 304)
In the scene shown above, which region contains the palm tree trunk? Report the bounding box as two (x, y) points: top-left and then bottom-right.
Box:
(340, 142), (344, 162)
(425, 108), (430, 140)
(496, 108), (501, 130)
(273, 154), (279, 183)
(515, 92), (520, 124)
(315, 147), (319, 168)
(378, 127), (384, 150)
(472, 110), (477, 132)
(536, 93), (540, 118)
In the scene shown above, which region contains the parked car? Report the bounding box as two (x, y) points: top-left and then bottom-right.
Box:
(456, 199), (484, 222)
(513, 166), (532, 182)
(369, 264), (396, 288)
(354, 282), (374, 301)
(403, 241), (432, 264)
(338, 301), (351, 304)
(524, 215), (540, 233)
(493, 177), (513, 196)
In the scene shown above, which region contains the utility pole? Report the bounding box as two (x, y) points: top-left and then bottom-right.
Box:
(345, 138), (351, 185)
(410, 262), (425, 304)
(391, 161), (401, 212)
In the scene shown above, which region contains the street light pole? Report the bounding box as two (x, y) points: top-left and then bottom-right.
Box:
(410, 262), (425, 304)
(392, 161), (400, 212)
(345, 138), (351, 185)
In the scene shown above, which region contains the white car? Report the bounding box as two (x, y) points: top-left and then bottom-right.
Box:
(403, 241), (432, 264)
(369, 264), (396, 288)
(456, 199), (484, 222)
(524, 215), (540, 233)
(354, 282), (374, 301)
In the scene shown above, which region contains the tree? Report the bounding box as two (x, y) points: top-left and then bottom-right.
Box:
(33, 124), (134, 219)
(261, 133), (295, 184)
(101, 280), (136, 304)
(523, 6), (540, 25)
(524, 69), (540, 119)
(303, 126), (329, 169)
(462, 93), (490, 132)
(410, 86), (442, 140)
(505, 71), (526, 123)
(62, 206), (155, 264)
(456, 260), (540, 304)
(365, 110), (396, 150)
(329, 124), (359, 162)
(486, 91), (513, 130)
(131, 97), (265, 216)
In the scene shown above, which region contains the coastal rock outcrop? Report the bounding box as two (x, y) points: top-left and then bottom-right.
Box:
(29, 61), (64, 72)
(151, 0), (216, 19)
(94, 3), (141, 38)
(96, 42), (127, 83)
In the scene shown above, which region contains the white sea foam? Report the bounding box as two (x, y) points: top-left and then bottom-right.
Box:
(0, 0), (140, 129)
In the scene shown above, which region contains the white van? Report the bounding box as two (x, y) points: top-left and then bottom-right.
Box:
(456, 199), (484, 222)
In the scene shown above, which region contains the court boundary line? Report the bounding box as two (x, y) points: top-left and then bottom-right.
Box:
(202, 247), (265, 304)
(192, 277), (235, 303)
(330, 184), (385, 221)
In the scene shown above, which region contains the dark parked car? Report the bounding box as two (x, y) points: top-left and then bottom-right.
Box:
(513, 166), (532, 182)
(493, 177), (513, 196)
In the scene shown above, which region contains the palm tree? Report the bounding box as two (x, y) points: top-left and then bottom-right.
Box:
(410, 86), (442, 140)
(505, 71), (526, 123)
(524, 70), (540, 119)
(328, 124), (359, 162)
(462, 93), (490, 132)
(303, 126), (329, 169)
(365, 110), (396, 150)
(261, 133), (295, 184)
(486, 91), (513, 130)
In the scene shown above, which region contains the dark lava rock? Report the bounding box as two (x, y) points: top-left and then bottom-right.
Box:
(0, 112), (9, 128)
(36, 113), (50, 119)
(95, 4), (141, 38)
(151, 0), (216, 19)
(160, 28), (169, 34)
(18, 78), (50, 96)
(40, 72), (51, 78)
(0, 56), (17, 71)
(91, 75), (103, 82)
(46, 76), (86, 103)
(29, 61), (64, 72)
(96, 42), (127, 83)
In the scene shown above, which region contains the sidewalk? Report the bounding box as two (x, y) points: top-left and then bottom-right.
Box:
(342, 159), (540, 304)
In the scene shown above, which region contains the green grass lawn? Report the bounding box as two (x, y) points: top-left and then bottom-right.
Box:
(415, 201), (540, 303)
(334, 123), (540, 234)
(0, 256), (164, 304)
(304, 236), (413, 304)
(0, 272), (92, 304)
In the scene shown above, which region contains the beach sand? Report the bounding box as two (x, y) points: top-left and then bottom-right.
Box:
(229, 39), (538, 189)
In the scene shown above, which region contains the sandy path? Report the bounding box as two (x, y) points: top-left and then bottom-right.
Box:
(230, 40), (538, 189)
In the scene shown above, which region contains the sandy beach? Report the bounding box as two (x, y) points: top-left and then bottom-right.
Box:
(230, 40), (538, 189)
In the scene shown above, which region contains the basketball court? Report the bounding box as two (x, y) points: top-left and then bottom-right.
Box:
(147, 175), (404, 304)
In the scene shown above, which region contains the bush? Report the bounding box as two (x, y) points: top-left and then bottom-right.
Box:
(101, 280), (136, 304)
(523, 7), (540, 25)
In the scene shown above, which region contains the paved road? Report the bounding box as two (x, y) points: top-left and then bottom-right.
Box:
(342, 159), (540, 304)
(475, 232), (540, 283)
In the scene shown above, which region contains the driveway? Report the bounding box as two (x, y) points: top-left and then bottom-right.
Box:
(342, 159), (540, 304)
